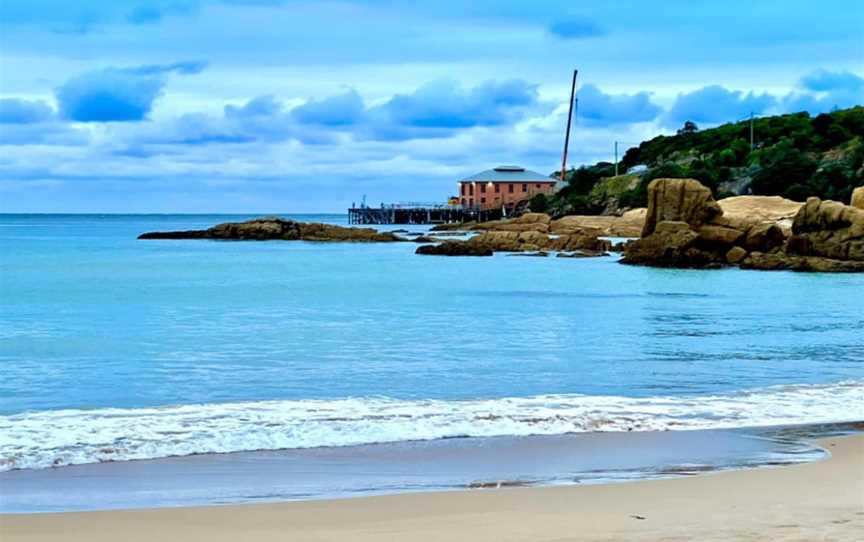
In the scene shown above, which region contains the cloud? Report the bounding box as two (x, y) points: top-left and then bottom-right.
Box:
(664, 85), (776, 126)
(548, 18), (606, 40)
(783, 69), (864, 114)
(55, 61), (207, 122)
(369, 79), (538, 131)
(577, 84), (662, 125)
(0, 99), (55, 124)
(290, 90), (365, 126)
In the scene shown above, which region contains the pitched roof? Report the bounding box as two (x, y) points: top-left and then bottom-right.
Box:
(461, 165), (553, 183)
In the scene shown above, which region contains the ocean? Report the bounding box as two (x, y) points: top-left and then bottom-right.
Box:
(1, 214), (862, 511)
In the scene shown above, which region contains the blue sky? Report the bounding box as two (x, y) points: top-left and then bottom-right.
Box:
(1, 1), (862, 212)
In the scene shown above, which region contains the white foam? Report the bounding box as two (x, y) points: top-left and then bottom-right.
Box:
(2, 380), (862, 471)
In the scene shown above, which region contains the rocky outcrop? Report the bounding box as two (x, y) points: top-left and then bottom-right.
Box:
(414, 229), (612, 256)
(550, 208), (645, 237)
(139, 217), (402, 242)
(641, 178), (722, 237)
(851, 186), (864, 210)
(621, 179), (864, 272)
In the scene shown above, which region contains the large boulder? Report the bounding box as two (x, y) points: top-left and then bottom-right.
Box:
(787, 197), (864, 261)
(642, 178), (722, 237)
(717, 195), (803, 232)
(742, 223), (787, 253)
(851, 186), (864, 210)
(619, 221), (719, 268)
(139, 217), (401, 242)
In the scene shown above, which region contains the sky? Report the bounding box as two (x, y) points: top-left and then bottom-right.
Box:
(1, 1), (862, 213)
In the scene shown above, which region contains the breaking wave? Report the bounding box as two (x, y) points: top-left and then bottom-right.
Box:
(2, 380), (862, 472)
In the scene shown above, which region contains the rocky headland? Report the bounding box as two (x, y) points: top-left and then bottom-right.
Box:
(619, 178), (864, 272)
(138, 217), (402, 242)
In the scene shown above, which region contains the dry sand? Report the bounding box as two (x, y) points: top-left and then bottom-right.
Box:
(2, 435), (862, 542)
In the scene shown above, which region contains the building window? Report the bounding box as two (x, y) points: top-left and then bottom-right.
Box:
(469, 199), (474, 207)
(536, 183), (541, 188)
(494, 184), (500, 193)
(508, 184), (514, 193)
(469, 184), (474, 196)
(522, 183), (527, 192)
(460, 184), (465, 195)
(481, 197), (486, 204)
(480, 184), (486, 193)
(461, 198), (466, 206)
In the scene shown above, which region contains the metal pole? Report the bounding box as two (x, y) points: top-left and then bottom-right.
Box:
(614, 141), (619, 176)
(750, 112), (754, 149)
(560, 69), (578, 184)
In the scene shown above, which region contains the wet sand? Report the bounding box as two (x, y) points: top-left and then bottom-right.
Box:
(1, 434), (861, 541)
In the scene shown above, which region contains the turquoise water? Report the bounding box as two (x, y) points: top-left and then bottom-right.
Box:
(0, 214), (863, 473)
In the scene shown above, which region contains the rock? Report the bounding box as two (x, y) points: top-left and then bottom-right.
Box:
(619, 227), (721, 268)
(740, 252), (864, 273)
(654, 221), (692, 234)
(550, 209), (645, 237)
(508, 251), (550, 257)
(642, 178), (722, 237)
(850, 186), (864, 210)
(430, 221), (476, 232)
(471, 213), (551, 233)
(139, 217), (402, 242)
(717, 195), (803, 233)
(726, 246), (748, 264)
(697, 224), (746, 247)
(743, 223), (787, 253)
(415, 241), (493, 256)
(550, 233), (613, 252)
(788, 197), (864, 261)
(556, 250), (609, 258)
(413, 235), (444, 243)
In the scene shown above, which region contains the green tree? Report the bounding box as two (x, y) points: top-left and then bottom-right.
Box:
(529, 193), (549, 213)
(750, 139), (818, 196)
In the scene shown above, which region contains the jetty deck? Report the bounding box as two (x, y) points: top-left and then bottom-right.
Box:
(348, 203), (502, 225)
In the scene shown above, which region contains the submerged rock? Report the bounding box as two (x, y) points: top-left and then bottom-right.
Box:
(139, 217), (402, 242)
(415, 241), (493, 256)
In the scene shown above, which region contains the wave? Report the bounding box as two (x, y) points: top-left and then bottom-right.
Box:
(2, 380), (862, 472)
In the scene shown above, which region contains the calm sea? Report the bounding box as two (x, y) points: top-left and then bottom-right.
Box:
(1, 214), (862, 491)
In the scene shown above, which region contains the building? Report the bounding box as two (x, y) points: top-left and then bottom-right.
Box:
(458, 165), (557, 211)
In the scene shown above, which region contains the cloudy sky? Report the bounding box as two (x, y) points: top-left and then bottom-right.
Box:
(1, 1), (862, 212)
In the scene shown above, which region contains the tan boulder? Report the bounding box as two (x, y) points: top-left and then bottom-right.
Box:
(642, 178), (722, 237)
(851, 186), (864, 210)
(550, 209), (644, 237)
(740, 252), (864, 273)
(471, 213), (551, 233)
(788, 197), (864, 261)
(717, 195), (803, 232)
(743, 223), (787, 253)
(726, 246), (748, 264)
(697, 224), (745, 247)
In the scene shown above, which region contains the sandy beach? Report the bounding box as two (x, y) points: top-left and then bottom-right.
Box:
(2, 434), (861, 541)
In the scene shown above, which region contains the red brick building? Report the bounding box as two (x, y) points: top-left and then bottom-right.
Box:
(458, 165), (558, 211)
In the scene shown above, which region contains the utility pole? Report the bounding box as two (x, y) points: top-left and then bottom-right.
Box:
(749, 112), (754, 150)
(614, 141), (619, 176)
(559, 69), (578, 184)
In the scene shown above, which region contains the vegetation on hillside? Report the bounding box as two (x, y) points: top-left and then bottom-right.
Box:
(544, 106), (864, 216)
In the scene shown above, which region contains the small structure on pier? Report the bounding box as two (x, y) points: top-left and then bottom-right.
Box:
(348, 164), (558, 225)
(457, 165), (557, 212)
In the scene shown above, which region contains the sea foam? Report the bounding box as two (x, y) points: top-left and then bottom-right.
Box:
(1, 380), (862, 472)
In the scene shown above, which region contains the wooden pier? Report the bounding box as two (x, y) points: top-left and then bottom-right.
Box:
(348, 203), (503, 225)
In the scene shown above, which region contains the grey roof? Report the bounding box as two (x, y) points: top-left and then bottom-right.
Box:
(461, 165), (553, 183)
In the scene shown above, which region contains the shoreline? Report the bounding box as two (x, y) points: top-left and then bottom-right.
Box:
(1, 434), (861, 541)
(1, 424), (854, 513)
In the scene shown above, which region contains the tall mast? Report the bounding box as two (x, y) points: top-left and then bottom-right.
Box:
(559, 69), (578, 183)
